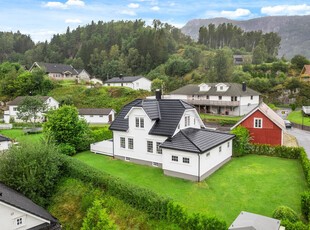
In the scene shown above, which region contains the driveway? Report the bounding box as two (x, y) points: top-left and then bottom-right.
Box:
(286, 128), (310, 158)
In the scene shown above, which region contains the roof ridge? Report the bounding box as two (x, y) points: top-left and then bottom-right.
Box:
(180, 129), (202, 152)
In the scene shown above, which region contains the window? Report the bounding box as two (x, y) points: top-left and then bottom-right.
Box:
(147, 141), (153, 153)
(125, 157), (130, 161)
(90, 115), (94, 117)
(120, 137), (125, 148)
(15, 217), (24, 227)
(197, 95), (200, 100)
(206, 152), (210, 157)
(178, 124), (180, 129)
(99, 115), (103, 117)
(254, 118), (262, 128)
(172, 155), (178, 162)
(152, 162), (159, 167)
(156, 142), (162, 154)
(220, 86), (223, 90)
(135, 117), (144, 128)
(219, 146), (222, 152)
(194, 118), (196, 125)
(183, 157), (190, 164)
(251, 96), (253, 100)
(206, 95), (209, 99)
(13, 107), (17, 111)
(128, 138), (134, 150)
(231, 96), (234, 101)
(192, 95), (194, 100)
(121, 83), (123, 86)
(235, 96), (237, 101)
(185, 116), (190, 127)
(219, 96), (222, 100)
(227, 142), (230, 148)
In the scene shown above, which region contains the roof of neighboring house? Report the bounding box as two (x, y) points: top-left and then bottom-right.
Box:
(35, 62), (79, 74)
(303, 106), (310, 115)
(169, 83), (260, 96)
(0, 182), (58, 225)
(109, 99), (195, 137)
(231, 102), (286, 131)
(75, 69), (83, 74)
(78, 108), (114, 115)
(105, 76), (146, 83)
(228, 211), (281, 230)
(0, 135), (10, 142)
(7, 96), (51, 106)
(161, 128), (235, 153)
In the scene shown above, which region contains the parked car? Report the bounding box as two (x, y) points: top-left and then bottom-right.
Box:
(284, 120), (292, 128)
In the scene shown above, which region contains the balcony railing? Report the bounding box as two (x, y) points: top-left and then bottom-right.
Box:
(184, 99), (240, 107)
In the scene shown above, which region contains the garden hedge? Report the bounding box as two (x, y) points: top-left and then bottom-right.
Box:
(60, 155), (227, 230)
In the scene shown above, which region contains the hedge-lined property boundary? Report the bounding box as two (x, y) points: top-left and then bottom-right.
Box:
(61, 155), (227, 230)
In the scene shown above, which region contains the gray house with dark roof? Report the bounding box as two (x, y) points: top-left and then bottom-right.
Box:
(0, 182), (61, 229)
(104, 74), (151, 91)
(91, 91), (235, 181)
(167, 82), (260, 116)
(29, 62), (90, 82)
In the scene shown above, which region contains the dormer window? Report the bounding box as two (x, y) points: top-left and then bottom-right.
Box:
(220, 86), (223, 90)
(135, 117), (144, 128)
(199, 83), (210, 92)
(185, 116), (190, 127)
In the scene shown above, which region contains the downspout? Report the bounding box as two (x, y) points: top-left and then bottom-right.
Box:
(198, 154), (201, 182)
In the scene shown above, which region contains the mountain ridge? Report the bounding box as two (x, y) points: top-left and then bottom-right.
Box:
(181, 15), (310, 58)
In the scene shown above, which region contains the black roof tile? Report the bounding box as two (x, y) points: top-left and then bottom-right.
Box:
(105, 76), (144, 83)
(0, 135), (10, 142)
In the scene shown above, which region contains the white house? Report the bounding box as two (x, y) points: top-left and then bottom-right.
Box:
(166, 82), (260, 116)
(104, 75), (151, 91)
(4, 96), (59, 124)
(91, 91), (235, 181)
(0, 182), (61, 230)
(78, 108), (116, 124)
(29, 62), (91, 82)
(90, 78), (103, 85)
(0, 135), (12, 152)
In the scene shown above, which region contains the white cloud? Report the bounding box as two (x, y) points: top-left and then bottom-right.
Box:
(206, 8), (251, 19)
(170, 2), (175, 7)
(128, 3), (139, 8)
(151, 6), (160, 11)
(121, 10), (136, 16)
(65, 19), (82, 23)
(261, 4), (310, 16)
(43, 0), (85, 9)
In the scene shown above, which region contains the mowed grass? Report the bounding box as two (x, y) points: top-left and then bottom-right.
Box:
(74, 152), (307, 224)
(287, 110), (310, 126)
(0, 129), (43, 143)
(199, 114), (243, 121)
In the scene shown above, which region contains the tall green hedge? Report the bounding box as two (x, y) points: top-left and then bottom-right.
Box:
(60, 155), (227, 230)
(251, 144), (301, 159)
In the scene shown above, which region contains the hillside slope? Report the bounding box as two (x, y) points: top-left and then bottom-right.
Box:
(181, 15), (310, 58)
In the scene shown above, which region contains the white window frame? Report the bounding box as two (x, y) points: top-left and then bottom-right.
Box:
(227, 141), (230, 148)
(128, 138), (134, 150)
(15, 216), (25, 227)
(99, 115), (103, 117)
(120, 137), (126, 149)
(135, 117), (144, 128)
(183, 157), (190, 164)
(156, 142), (162, 154)
(251, 95), (253, 100)
(171, 155), (178, 162)
(185, 115), (190, 127)
(219, 146), (222, 152)
(254, 118), (263, 128)
(147, 140), (153, 153)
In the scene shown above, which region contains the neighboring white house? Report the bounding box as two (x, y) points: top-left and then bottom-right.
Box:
(0, 182), (61, 230)
(91, 91), (235, 181)
(4, 96), (59, 123)
(162, 82), (260, 116)
(0, 135), (12, 152)
(29, 62), (91, 82)
(78, 108), (116, 124)
(104, 75), (151, 91)
(90, 78), (103, 85)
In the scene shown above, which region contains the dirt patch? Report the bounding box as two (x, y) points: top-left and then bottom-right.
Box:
(283, 133), (299, 147)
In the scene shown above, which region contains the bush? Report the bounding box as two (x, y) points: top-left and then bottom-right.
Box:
(219, 119), (237, 126)
(272, 206), (299, 223)
(59, 143), (76, 156)
(291, 104), (297, 111)
(9, 116), (15, 123)
(230, 126), (252, 157)
(90, 128), (113, 142)
(281, 220), (309, 230)
(301, 191), (310, 221)
(251, 144), (301, 159)
(0, 141), (63, 206)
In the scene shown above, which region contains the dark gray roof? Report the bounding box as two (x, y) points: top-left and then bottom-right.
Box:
(7, 96), (51, 106)
(37, 62), (79, 74)
(170, 83), (260, 96)
(78, 108), (113, 115)
(0, 135), (10, 142)
(161, 128), (235, 153)
(105, 76), (144, 83)
(109, 99), (194, 137)
(0, 182), (58, 224)
(229, 211), (281, 230)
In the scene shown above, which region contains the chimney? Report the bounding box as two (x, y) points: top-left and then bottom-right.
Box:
(119, 74), (123, 79)
(156, 89), (162, 100)
(242, 82), (246, 92)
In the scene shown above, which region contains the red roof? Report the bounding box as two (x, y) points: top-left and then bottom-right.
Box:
(304, 65), (310, 75)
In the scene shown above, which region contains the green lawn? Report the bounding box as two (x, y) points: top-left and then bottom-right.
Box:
(287, 110), (310, 126)
(0, 129), (43, 144)
(74, 152), (307, 224)
(199, 114), (243, 121)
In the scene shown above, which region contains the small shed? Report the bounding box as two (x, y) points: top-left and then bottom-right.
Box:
(78, 108), (116, 124)
(229, 211), (282, 230)
(231, 102), (286, 146)
(0, 135), (12, 151)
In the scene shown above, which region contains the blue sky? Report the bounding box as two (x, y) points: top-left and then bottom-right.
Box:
(1, 0), (310, 42)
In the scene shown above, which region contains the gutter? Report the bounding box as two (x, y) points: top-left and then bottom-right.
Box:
(198, 154), (201, 182)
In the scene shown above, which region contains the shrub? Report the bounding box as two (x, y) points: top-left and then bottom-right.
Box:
(281, 220), (308, 230)
(90, 128), (113, 142)
(9, 116), (15, 123)
(230, 126), (252, 157)
(291, 104), (297, 111)
(59, 143), (76, 156)
(272, 206), (299, 223)
(251, 144), (301, 159)
(301, 191), (310, 221)
(0, 141), (63, 206)
(219, 119), (237, 126)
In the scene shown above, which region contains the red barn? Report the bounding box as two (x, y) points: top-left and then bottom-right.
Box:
(231, 103), (286, 146)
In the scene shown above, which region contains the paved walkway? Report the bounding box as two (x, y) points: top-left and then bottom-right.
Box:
(286, 128), (310, 159)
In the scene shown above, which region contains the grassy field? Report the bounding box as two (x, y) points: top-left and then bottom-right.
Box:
(199, 114), (243, 121)
(0, 129), (43, 143)
(74, 152), (307, 224)
(287, 110), (310, 126)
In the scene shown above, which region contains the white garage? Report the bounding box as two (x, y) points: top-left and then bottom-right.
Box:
(78, 108), (116, 124)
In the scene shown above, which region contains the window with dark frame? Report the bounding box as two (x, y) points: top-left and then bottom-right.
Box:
(251, 95), (253, 100)
(219, 96), (222, 100)
(16, 217), (23, 226)
(219, 146), (222, 152)
(183, 157), (190, 164)
(172, 155), (178, 162)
